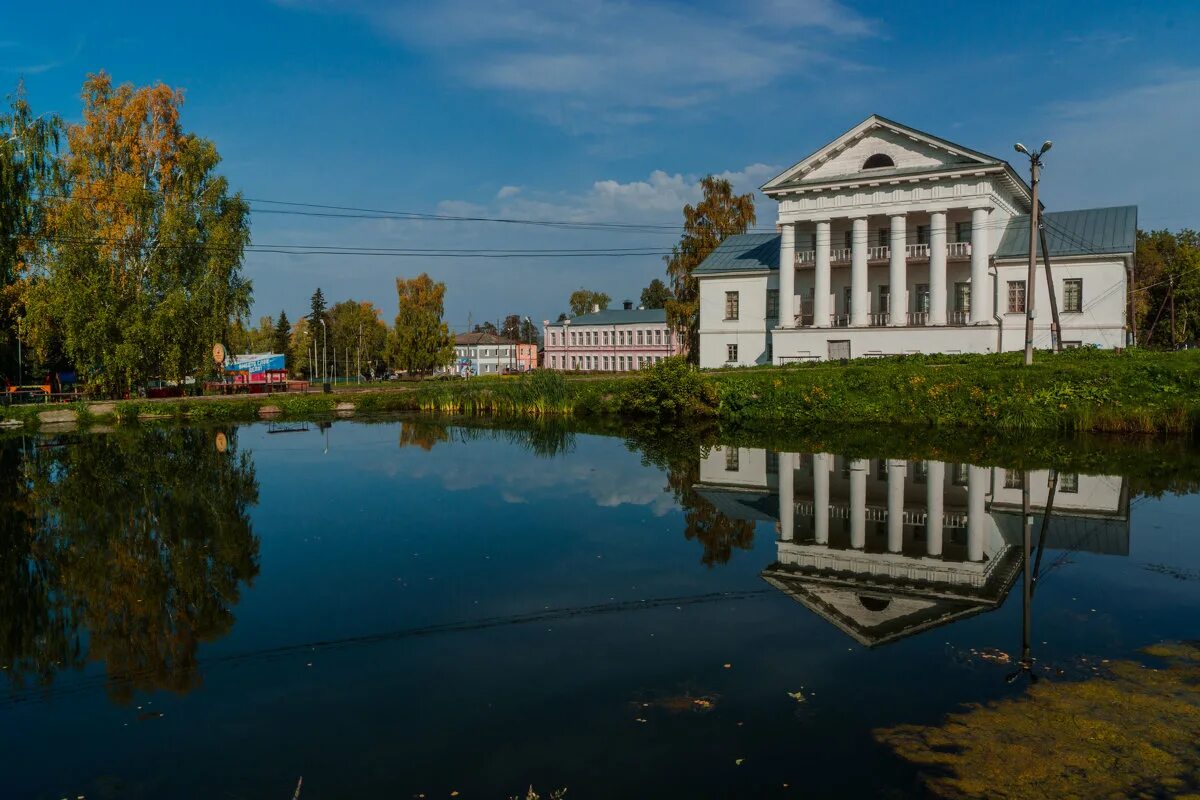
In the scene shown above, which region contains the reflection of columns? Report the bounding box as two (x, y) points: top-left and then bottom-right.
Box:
(929, 211), (947, 325)
(967, 465), (987, 561)
(849, 458), (867, 549)
(970, 207), (992, 323)
(813, 453), (831, 545)
(779, 224), (795, 329)
(886, 459), (906, 553)
(850, 216), (869, 326)
(889, 214), (907, 326)
(926, 460), (945, 557)
(814, 220), (832, 327)
(779, 452), (795, 541)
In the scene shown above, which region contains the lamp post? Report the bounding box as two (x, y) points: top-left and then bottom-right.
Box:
(16, 317), (22, 386)
(562, 318), (571, 371)
(319, 318), (327, 386)
(1014, 140), (1052, 366)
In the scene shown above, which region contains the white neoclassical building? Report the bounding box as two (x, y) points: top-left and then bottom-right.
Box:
(695, 115), (1137, 366)
(696, 447), (1129, 646)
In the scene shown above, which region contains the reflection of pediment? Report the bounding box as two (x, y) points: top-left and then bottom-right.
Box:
(762, 546), (1022, 648)
(695, 487), (779, 524)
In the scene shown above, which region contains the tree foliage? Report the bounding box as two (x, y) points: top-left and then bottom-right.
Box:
(390, 273), (454, 374)
(328, 299), (389, 379)
(569, 289), (611, 317)
(25, 73), (251, 395)
(1135, 229), (1200, 347)
(273, 310), (291, 361)
(664, 176), (755, 363)
(640, 278), (673, 310)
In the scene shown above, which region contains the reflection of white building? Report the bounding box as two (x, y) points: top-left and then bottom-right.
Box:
(698, 448), (1129, 646)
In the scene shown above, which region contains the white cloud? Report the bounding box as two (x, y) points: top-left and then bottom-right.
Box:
(496, 185), (522, 199)
(1038, 69), (1200, 229)
(276, 0), (876, 128)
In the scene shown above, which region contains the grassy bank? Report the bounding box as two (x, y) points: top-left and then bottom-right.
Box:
(3, 348), (1199, 436)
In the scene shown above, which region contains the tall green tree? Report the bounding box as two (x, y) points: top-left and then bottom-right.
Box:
(473, 320), (498, 335)
(1135, 229), (1200, 347)
(664, 176), (755, 363)
(25, 73), (251, 395)
(501, 313), (522, 341)
(390, 273), (454, 374)
(0, 82), (62, 381)
(309, 287), (327, 329)
(272, 310), (291, 359)
(640, 278), (672, 310)
(518, 316), (540, 345)
(569, 289), (611, 317)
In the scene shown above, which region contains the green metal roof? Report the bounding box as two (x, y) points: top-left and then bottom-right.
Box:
(547, 307), (668, 327)
(693, 233), (781, 275)
(995, 205), (1137, 259)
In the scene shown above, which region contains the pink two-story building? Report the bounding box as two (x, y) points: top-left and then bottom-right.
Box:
(542, 302), (678, 371)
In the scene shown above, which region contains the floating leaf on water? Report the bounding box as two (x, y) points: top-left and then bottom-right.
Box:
(787, 690), (806, 704)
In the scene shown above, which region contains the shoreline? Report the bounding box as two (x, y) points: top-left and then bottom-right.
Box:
(3, 349), (1198, 437)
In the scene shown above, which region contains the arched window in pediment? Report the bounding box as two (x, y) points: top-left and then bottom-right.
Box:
(862, 153), (895, 170)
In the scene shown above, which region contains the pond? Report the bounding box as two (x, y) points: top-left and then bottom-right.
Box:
(1, 418), (1198, 799)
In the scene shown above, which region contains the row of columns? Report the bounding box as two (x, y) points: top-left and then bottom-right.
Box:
(777, 453), (987, 561)
(776, 208), (992, 328)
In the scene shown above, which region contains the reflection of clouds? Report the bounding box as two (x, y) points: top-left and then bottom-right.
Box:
(393, 432), (677, 517)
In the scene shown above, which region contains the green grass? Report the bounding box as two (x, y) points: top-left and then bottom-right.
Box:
(3, 349), (1199, 435)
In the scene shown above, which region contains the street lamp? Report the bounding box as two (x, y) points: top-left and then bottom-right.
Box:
(318, 318), (327, 386)
(1014, 141), (1052, 366)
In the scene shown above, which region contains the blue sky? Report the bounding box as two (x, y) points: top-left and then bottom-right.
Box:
(3, 0), (1199, 330)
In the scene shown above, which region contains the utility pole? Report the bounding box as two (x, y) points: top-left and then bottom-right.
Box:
(1038, 225), (1063, 353)
(1015, 141), (1053, 366)
(1169, 276), (1177, 348)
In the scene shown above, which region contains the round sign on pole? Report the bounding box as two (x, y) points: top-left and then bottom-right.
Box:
(215, 431), (228, 453)
(212, 343), (226, 365)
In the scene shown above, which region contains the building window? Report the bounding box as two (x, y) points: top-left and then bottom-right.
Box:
(915, 283), (930, 313)
(637, 330), (644, 345)
(1059, 473), (1079, 493)
(725, 291), (740, 320)
(766, 451), (779, 475)
(952, 464), (969, 486)
(843, 286), (852, 314)
(1004, 470), (1024, 490)
(1063, 279), (1083, 313)
(654, 329), (662, 345)
(727, 343), (738, 362)
(570, 332), (577, 346)
(1007, 280), (1026, 313)
(766, 288), (779, 320)
(862, 153), (894, 169)
(916, 225), (930, 245)
(955, 221), (971, 243)
(844, 230), (853, 250)
(602, 356), (609, 370)
(913, 461), (928, 484)
(878, 285), (889, 313)
(725, 448), (739, 471)
(550, 332), (557, 346)
(877, 229), (889, 248)
(551, 356), (557, 368)
(954, 282), (971, 313)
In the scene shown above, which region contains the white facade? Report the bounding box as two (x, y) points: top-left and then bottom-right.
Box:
(696, 116), (1134, 367)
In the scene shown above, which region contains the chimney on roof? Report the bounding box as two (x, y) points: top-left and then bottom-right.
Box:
(623, 300), (633, 310)
(592, 303), (600, 313)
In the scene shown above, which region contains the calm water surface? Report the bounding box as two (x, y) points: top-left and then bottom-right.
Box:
(1, 419), (1198, 799)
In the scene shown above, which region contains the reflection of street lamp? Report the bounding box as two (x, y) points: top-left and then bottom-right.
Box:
(16, 317), (22, 386)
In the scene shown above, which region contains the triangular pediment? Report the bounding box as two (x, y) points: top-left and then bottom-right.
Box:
(761, 115), (1004, 193)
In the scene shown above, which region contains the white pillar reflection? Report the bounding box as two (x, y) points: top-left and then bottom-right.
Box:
(813, 453), (831, 545)
(886, 459), (906, 554)
(926, 460), (945, 557)
(849, 458), (868, 549)
(779, 452), (795, 542)
(967, 465), (988, 562)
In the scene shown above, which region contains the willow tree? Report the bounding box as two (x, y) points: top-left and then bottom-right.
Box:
(0, 82), (62, 379)
(26, 73), (250, 395)
(664, 176), (755, 363)
(390, 273), (454, 374)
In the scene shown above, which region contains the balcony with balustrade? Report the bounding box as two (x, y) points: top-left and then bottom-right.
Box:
(795, 241), (972, 267)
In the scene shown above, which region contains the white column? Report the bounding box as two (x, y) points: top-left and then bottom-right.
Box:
(889, 214), (907, 326)
(925, 461), (945, 557)
(929, 211), (947, 325)
(778, 223), (795, 329)
(851, 216), (868, 326)
(849, 458), (867, 549)
(814, 220), (831, 328)
(813, 453), (831, 545)
(970, 207), (992, 323)
(886, 459), (906, 554)
(779, 452), (795, 541)
(967, 465), (987, 561)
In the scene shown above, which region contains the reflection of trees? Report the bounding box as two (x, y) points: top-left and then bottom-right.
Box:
(0, 427), (260, 702)
(398, 419), (451, 450)
(876, 642), (1200, 799)
(400, 418), (577, 459)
